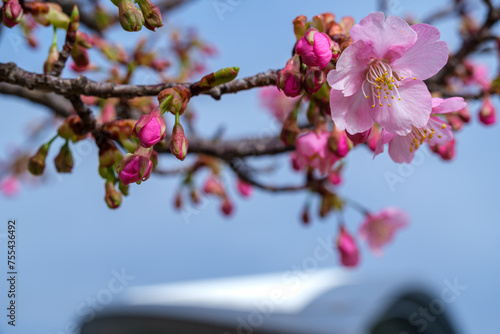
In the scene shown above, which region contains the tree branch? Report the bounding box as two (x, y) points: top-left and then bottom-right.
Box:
(0, 82), (72, 117)
(0, 62), (278, 99)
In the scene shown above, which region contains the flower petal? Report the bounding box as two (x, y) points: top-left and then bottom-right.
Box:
(431, 97), (466, 114)
(427, 116), (453, 146)
(330, 89), (375, 134)
(371, 79), (431, 135)
(350, 12), (417, 60)
(373, 130), (396, 158)
(327, 40), (371, 97)
(392, 23), (449, 80)
(388, 135), (415, 163)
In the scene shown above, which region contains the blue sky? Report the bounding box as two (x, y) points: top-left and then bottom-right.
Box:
(1, 0), (499, 333)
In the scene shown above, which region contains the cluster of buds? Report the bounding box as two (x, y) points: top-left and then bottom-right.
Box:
(278, 13), (354, 98)
(158, 86), (191, 161)
(2, 0), (23, 28)
(24, 2), (70, 30)
(27, 135), (75, 176)
(203, 173), (234, 216)
(111, 0), (162, 32)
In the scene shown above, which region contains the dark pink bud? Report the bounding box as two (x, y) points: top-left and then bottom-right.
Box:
(432, 140), (456, 161)
(277, 55), (303, 98)
(328, 171), (342, 185)
(132, 107), (167, 148)
(328, 128), (351, 158)
(479, 96), (496, 125)
(2, 0), (23, 28)
(457, 107), (471, 123)
(221, 197), (234, 216)
(295, 28), (334, 69)
(346, 128), (371, 145)
(136, 0), (163, 31)
(116, 153), (153, 185)
(367, 126), (381, 152)
(303, 67), (326, 95)
(337, 226), (359, 267)
(168, 123), (189, 161)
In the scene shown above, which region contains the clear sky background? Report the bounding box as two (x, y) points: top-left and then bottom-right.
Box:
(1, 0), (499, 333)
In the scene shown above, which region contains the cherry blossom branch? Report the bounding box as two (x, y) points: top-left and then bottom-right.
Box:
(227, 159), (314, 193)
(0, 62), (279, 100)
(0, 83), (72, 117)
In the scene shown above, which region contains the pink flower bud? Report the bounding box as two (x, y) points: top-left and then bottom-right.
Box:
(303, 67), (326, 95)
(432, 140), (456, 161)
(117, 153), (153, 185)
(301, 206), (310, 225)
(458, 107), (471, 123)
(174, 191), (183, 209)
(221, 197), (234, 216)
(158, 86), (191, 115)
(2, 0), (23, 28)
(132, 108), (166, 148)
(296, 28), (334, 69)
(168, 123), (189, 161)
(71, 46), (90, 69)
(367, 126), (381, 152)
(277, 55), (303, 98)
(328, 170), (342, 185)
(346, 128), (371, 145)
(479, 96), (496, 125)
(328, 128), (351, 158)
(237, 179), (252, 197)
(337, 226), (359, 267)
(204, 174), (224, 196)
(293, 15), (307, 41)
(104, 181), (122, 209)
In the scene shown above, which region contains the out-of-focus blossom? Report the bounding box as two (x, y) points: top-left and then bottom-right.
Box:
(0, 176), (20, 197)
(259, 87), (300, 122)
(359, 208), (408, 255)
(337, 226), (359, 267)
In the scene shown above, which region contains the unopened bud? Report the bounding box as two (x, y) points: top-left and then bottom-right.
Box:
(28, 142), (51, 176)
(301, 206), (310, 225)
(44, 43), (59, 74)
(104, 181), (122, 209)
(98, 139), (123, 168)
(132, 107), (166, 148)
(346, 129), (371, 145)
(191, 67), (239, 94)
(117, 151), (153, 185)
(328, 128), (351, 158)
(54, 141), (74, 173)
(296, 28), (335, 69)
(277, 55), (303, 97)
(479, 95), (496, 125)
(117, 0), (143, 32)
(158, 85), (191, 115)
(221, 197), (234, 216)
(135, 0), (163, 31)
(293, 15), (307, 41)
(303, 67), (325, 95)
(169, 123), (189, 161)
(2, 0), (23, 28)
(280, 111), (300, 146)
(58, 115), (88, 143)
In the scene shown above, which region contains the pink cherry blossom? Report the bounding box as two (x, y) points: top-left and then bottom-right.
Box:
(337, 226), (359, 267)
(291, 131), (338, 174)
(464, 61), (491, 91)
(359, 207), (408, 255)
(203, 174), (224, 196)
(259, 87), (300, 122)
(328, 12), (449, 136)
(0, 175), (20, 197)
(375, 97), (466, 163)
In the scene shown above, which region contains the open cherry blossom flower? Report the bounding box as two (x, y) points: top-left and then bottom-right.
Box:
(359, 207), (408, 255)
(328, 12), (449, 136)
(374, 97), (466, 163)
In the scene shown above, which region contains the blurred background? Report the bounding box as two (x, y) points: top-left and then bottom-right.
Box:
(1, 0), (499, 333)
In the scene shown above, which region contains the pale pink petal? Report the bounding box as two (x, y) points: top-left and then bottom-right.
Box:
(431, 97), (466, 114)
(350, 12), (417, 60)
(392, 24), (449, 80)
(388, 135), (415, 163)
(330, 89), (375, 135)
(327, 40), (371, 97)
(371, 79), (431, 135)
(373, 130), (396, 158)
